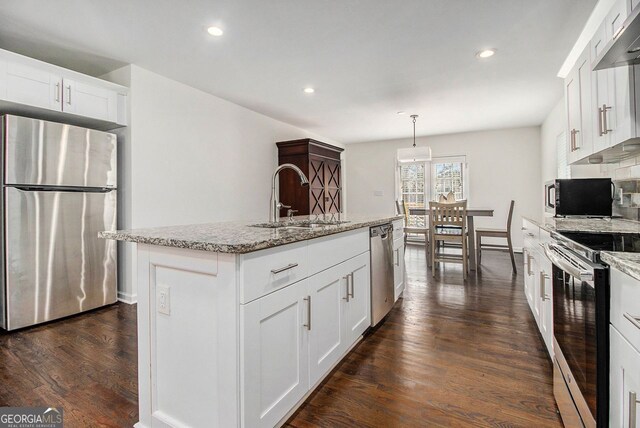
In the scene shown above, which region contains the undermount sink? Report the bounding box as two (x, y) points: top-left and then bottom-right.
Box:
(250, 220), (349, 230)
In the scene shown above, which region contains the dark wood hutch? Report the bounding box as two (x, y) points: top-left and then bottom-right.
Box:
(276, 139), (343, 216)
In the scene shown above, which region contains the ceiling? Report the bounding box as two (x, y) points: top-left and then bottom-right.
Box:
(0, 0), (595, 143)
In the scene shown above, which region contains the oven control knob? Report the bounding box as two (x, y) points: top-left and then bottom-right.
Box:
(579, 271), (593, 282)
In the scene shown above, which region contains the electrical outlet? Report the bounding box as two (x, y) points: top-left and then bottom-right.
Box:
(157, 285), (171, 315)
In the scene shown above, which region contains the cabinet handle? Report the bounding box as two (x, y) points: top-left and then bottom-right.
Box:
(303, 296), (311, 330)
(348, 273), (354, 299)
(271, 263), (298, 274)
(66, 84), (72, 105)
(630, 391), (638, 428)
(539, 271), (550, 300)
(55, 82), (60, 102)
(570, 129), (575, 151)
(343, 275), (350, 302)
(598, 106), (605, 136)
(395, 248), (400, 266)
(527, 254), (533, 276)
(570, 129), (580, 151)
(624, 313), (640, 330)
(602, 104), (612, 134)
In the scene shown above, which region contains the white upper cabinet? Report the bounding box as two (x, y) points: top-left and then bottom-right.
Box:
(4, 61), (62, 112)
(62, 78), (118, 123)
(566, 45), (593, 164)
(591, 22), (614, 153)
(0, 49), (127, 129)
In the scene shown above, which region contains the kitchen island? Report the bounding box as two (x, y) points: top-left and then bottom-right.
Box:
(101, 214), (403, 428)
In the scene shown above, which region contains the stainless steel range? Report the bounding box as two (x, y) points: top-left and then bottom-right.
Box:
(541, 229), (640, 427)
(0, 115), (118, 330)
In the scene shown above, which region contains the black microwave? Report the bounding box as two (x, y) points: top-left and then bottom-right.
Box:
(545, 178), (614, 217)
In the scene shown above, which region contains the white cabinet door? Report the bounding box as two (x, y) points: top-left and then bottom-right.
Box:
(343, 252), (371, 345)
(241, 280), (309, 428)
(539, 256), (553, 357)
(566, 65), (582, 164)
(393, 237), (405, 301)
(531, 254), (541, 323)
(62, 78), (118, 122)
(308, 264), (347, 386)
(4, 61), (61, 112)
(591, 21), (614, 152)
(610, 325), (640, 428)
(524, 248), (535, 309)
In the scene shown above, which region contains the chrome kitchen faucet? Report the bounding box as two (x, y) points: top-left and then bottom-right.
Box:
(270, 163), (309, 223)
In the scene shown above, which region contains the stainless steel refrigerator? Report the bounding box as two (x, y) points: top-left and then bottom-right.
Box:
(0, 115), (117, 330)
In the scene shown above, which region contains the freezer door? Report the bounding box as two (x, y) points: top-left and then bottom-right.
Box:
(3, 115), (117, 188)
(3, 187), (117, 330)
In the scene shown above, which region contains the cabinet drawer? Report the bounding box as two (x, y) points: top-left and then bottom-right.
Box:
(308, 228), (369, 276)
(392, 219), (404, 232)
(239, 241), (308, 304)
(522, 219), (539, 241)
(611, 267), (640, 353)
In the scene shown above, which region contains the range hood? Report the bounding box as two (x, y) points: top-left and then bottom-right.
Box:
(595, 6), (640, 70)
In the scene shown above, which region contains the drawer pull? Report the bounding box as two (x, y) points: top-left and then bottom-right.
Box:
(303, 296), (311, 331)
(343, 275), (350, 302)
(624, 313), (640, 330)
(271, 263), (298, 275)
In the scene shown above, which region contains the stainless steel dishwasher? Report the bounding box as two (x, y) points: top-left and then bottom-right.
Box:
(370, 223), (395, 326)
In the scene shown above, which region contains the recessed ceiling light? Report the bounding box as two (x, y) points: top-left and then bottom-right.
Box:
(397, 111), (406, 115)
(207, 26), (224, 37)
(304, 87), (315, 94)
(476, 49), (496, 59)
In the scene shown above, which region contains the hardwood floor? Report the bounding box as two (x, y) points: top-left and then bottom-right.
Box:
(0, 247), (560, 427)
(286, 247), (561, 427)
(0, 303), (138, 427)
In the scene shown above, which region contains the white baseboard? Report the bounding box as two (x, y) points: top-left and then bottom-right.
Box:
(117, 291), (137, 304)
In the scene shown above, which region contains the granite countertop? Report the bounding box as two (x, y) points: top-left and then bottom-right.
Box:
(601, 252), (640, 282)
(99, 213), (404, 254)
(523, 216), (640, 282)
(523, 216), (640, 234)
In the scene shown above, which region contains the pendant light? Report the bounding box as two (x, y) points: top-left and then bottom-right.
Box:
(396, 114), (432, 163)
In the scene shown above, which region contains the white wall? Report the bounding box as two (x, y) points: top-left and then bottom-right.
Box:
(103, 65), (340, 302)
(345, 127), (541, 250)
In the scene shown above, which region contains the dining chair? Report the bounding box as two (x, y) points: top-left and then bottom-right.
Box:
(429, 200), (468, 279)
(396, 200), (430, 262)
(476, 200), (516, 273)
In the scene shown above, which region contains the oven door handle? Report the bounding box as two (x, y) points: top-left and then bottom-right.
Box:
(542, 243), (594, 282)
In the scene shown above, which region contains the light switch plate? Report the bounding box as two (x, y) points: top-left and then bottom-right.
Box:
(157, 285), (171, 315)
(374, 190), (384, 197)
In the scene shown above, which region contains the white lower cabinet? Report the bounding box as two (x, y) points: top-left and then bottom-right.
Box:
(308, 264), (347, 385)
(610, 325), (640, 428)
(242, 251), (371, 428)
(538, 255), (553, 356)
(393, 237), (405, 301)
(343, 252), (371, 345)
(522, 219), (554, 358)
(241, 280), (310, 428)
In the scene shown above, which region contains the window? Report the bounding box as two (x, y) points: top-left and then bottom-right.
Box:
(431, 156), (467, 201)
(557, 131), (571, 179)
(399, 162), (427, 227)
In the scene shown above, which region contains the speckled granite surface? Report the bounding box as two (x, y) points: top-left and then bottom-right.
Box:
(601, 252), (640, 282)
(523, 216), (640, 234)
(99, 214), (403, 254)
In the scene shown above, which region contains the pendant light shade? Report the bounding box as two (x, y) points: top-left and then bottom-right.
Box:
(396, 114), (432, 163)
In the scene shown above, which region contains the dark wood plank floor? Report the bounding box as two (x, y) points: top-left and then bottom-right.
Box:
(0, 302), (138, 427)
(286, 248), (561, 427)
(0, 247), (560, 428)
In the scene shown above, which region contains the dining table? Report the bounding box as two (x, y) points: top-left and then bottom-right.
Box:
(409, 207), (495, 271)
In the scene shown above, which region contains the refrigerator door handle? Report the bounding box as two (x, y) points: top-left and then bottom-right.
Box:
(12, 185), (116, 193)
